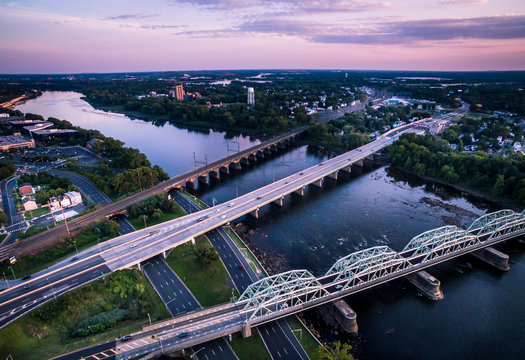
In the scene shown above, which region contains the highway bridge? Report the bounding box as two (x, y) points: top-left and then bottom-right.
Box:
(112, 209), (525, 359)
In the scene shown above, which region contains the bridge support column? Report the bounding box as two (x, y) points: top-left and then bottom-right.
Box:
(249, 154), (257, 163)
(209, 170), (220, 180)
(249, 208), (259, 219)
(327, 171), (338, 181)
(278, 142), (286, 149)
(256, 151), (265, 159)
(185, 180), (196, 190)
(270, 145), (278, 152)
(264, 147), (272, 155)
(189, 236), (195, 245)
(406, 271), (443, 300)
(137, 262), (142, 271)
(273, 197), (284, 207)
(162, 250), (167, 259)
(364, 155), (374, 169)
(242, 324), (252, 338)
(230, 161), (242, 170)
(352, 160), (363, 175)
(220, 166), (230, 175)
(294, 187), (305, 197)
(331, 300), (358, 334)
(472, 247), (510, 271)
(311, 178), (323, 188)
(241, 157), (250, 166)
(340, 165), (352, 174)
(198, 175), (208, 185)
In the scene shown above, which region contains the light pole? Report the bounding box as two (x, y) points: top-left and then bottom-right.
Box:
(47, 277), (56, 300)
(74, 240), (78, 254)
(3, 272), (9, 289)
(8, 266), (15, 280)
(147, 312), (152, 325)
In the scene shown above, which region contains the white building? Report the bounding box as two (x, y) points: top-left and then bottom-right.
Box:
(64, 191), (82, 206)
(22, 196), (38, 211)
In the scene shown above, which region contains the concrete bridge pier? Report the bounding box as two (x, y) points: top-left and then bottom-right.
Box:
(352, 160), (363, 175)
(311, 178), (323, 188)
(294, 187), (305, 197)
(162, 250), (167, 259)
(220, 166), (230, 175)
(340, 165), (352, 174)
(327, 171), (338, 181)
(209, 170), (220, 180)
(278, 142), (286, 149)
(273, 197), (284, 207)
(249, 154), (257, 163)
(263, 147), (272, 156)
(331, 300), (358, 334)
(241, 157), (250, 166)
(472, 247), (510, 271)
(198, 175), (209, 185)
(230, 161), (242, 171)
(242, 323), (252, 338)
(270, 144), (278, 153)
(185, 180), (196, 190)
(249, 208), (259, 219)
(363, 155), (375, 169)
(406, 271), (444, 300)
(256, 151), (265, 159)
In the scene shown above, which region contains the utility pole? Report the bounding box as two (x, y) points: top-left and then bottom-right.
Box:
(9, 266), (15, 280)
(60, 206), (70, 237)
(137, 169), (143, 191)
(3, 272), (9, 288)
(204, 154), (208, 166)
(193, 152), (197, 168)
(48, 201), (56, 226)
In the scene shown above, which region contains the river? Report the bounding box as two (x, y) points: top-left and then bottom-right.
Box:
(16, 92), (525, 360)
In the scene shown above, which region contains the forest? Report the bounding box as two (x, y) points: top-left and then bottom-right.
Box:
(390, 133), (525, 204)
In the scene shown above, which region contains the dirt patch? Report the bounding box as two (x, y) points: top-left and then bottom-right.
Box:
(420, 197), (480, 218)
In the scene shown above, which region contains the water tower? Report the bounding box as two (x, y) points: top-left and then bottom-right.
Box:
(247, 87), (255, 107)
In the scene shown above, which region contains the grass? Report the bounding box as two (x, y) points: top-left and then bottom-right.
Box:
(287, 317), (322, 358)
(230, 332), (271, 360)
(128, 204), (185, 230)
(24, 206), (50, 220)
(180, 189), (209, 208)
(0, 225), (117, 278)
(224, 226), (268, 276)
(0, 269), (169, 360)
(165, 237), (235, 307)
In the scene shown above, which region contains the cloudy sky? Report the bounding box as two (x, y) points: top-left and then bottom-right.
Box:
(0, 0), (524, 73)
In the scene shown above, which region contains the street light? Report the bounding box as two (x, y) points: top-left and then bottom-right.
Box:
(191, 347), (206, 359)
(3, 272), (9, 289)
(73, 240), (78, 254)
(47, 277), (56, 300)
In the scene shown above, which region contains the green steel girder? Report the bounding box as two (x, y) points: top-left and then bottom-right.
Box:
(485, 216), (525, 241)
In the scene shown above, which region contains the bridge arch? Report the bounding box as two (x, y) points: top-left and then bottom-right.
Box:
(238, 270), (330, 320)
(402, 226), (479, 263)
(468, 209), (524, 238)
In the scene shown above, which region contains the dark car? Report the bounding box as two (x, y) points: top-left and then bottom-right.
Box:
(70, 256), (79, 262)
(21, 274), (31, 280)
(178, 332), (190, 339)
(120, 335), (132, 342)
(22, 284), (32, 290)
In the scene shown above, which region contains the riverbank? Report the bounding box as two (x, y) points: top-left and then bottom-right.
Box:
(391, 166), (523, 212)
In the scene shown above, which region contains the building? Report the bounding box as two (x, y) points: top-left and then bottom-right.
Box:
(175, 85), (184, 101)
(31, 128), (78, 141)
(168, 89), (175, 98)
(19, 183), (34, 196)
(247, 87), (255, 107)
(149, 91), (157, 98)
(0, 134), (36, 151)
(22, 196), (38, 211)
(64, 191), (82, 206)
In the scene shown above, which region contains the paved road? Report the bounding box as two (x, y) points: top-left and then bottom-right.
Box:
(0, 176), (27, 245)
(174, 192), (309, 360)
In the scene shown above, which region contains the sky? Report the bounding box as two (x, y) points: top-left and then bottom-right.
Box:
(0, 0), (524, 73)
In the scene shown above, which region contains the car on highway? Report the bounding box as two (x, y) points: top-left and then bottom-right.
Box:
(221, 215), (227, 219)
(70, 256), (79, 262)
(239, 264), (245, 270)
(335, 284), (343, 289)
(228, 202), (234, 207)
(21, 274), (31, 280)
(130, 243), (137, 248)
(178, 332), (190, 339)
(22, 284), (32, 290)
(257, 196), (262, 200)
(120, 335), (132, 342)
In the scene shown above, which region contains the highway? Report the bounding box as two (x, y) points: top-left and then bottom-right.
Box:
(174, 192), (309, 360)
(0, 176), (27, 245)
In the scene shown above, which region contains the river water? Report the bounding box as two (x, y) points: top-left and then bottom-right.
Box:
(16, 92), (525, 360)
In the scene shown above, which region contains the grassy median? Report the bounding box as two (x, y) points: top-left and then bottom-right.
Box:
(165, 237), (235, 307)
(230, 331), (271, 360)
(287, 317), (321, 358)
(0, 269), (169, 360)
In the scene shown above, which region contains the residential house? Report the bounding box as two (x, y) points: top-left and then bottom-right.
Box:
(22, 196), (37, 211)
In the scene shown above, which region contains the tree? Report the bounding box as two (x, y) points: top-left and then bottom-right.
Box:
(193, 242), (218, 265)
(104, 220), (120, 236)
(0, 210), (7, 227)
(314, 341), (355, 360)
(492, 174), (505, 196)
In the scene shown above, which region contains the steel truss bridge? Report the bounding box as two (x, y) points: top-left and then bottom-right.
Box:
(117, 209), (525, 359)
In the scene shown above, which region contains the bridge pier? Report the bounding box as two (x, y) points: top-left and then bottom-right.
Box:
(273, 197), (284, 207)
(263, 147), (272, 155)
(185, 180), (196, 190)
(230, 161), (242, 171)
(209, 170), (220, 180)
(242, 323), (252, 338)
(311, 178), (323, 188)
(331, 300), (358, 334)
(294, 187), (305, 197)
(363, 155), (374, 169)
(198, 175), (208, 185)
(241, 157), (250, 166)
(278, 142), (286, 150)
(472, 247), (510, 271)
(256, 151), (265, 159)
(249, 208), (259, 219)
(352, 160), (363, 175)
(220, 166), (230, 175)
(189, 236), (195, 245)
(340, 165), (352, 174)
(162, 250), (167, 259)
(327, 171), (338, 181)
(270, 144), (278, 152)
(249, 154), (257, 162)
(406, 271), (443, 300)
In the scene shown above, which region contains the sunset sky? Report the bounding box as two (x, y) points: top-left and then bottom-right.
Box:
(1, 0), (524, 73)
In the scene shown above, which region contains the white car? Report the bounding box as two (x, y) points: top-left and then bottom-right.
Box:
(130, 243), (137, 248)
